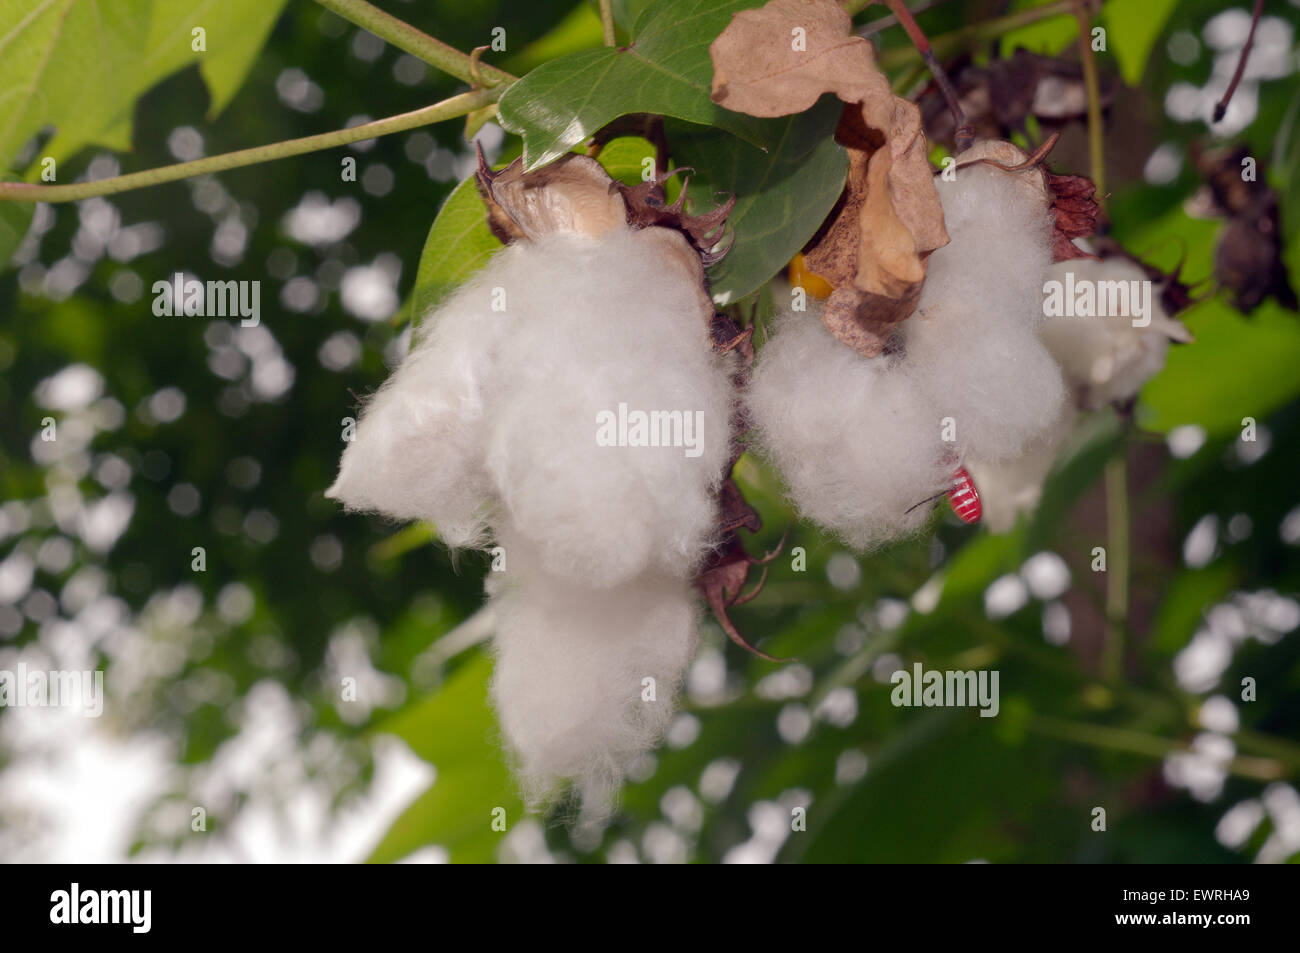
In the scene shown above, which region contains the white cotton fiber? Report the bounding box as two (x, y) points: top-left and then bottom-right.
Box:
(330, 218), (736, 811)
(481, 227), (735, 587)
(747, 309), (951, 549)
(902, 164), (1066, 462)
(329, 225), (735, 584)
(488, 535), (699, 811)
(965, 404), (1075, 534)
(326, 244), (516, 548)
(748, 160), (1069, 549)
(1040, 256), (1192, 410)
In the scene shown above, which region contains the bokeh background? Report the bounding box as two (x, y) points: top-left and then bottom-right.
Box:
(1, 0), (1299, 863)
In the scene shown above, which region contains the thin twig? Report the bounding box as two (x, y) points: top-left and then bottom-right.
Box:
(0, 90), (496, 203)
(1072, 0), (1125, 680)
(883, 0), (972, 150)
(1074, 0), (1106, 209)
(1102, 455), (1130, 682)
(858, 0), (950, 39)
(1213, 0), (1264, 122)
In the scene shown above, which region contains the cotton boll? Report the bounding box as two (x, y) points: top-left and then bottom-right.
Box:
(920, 163), (1054, 329)
(902, 163), (1065, 461)
(489, 547), (700, 811)
(748, 310), (950, 549)
(904, 310), (1067, 461)
(330, 225), (733, 579)
(326, 251), (522, 547)
(483, 227), (734, 586)
(1040, 257), (1192, 409)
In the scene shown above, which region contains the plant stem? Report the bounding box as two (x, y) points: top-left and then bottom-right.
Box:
(598, 0), (617, 46)
(0, 90), (495, 203)
(1102, 455), (1130, 681)
(1213, 0), (1263, 122)
(1074, 0), (1106, 208)
(884, 0), (971, 149)
(1030, 717), (1288, 782)
(860, 0), (951, 38)
(313, 0), (516, 88)
(1075, 0), (1124, 681)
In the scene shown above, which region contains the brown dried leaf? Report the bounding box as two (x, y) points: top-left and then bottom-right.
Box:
(802, 101), (949, 356)
(709, 0), (891, 118)
(717, 477), (762, 534)
(921, 50), (1119, 149)
(1191, 144), (1298, 312)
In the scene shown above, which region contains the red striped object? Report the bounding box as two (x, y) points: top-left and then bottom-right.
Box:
(947, 467), (982, 524)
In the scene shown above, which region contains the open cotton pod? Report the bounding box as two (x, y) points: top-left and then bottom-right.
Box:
(748, 306), (951, 549)
(327, 154), (737, 812)
(750, 140), (1074, 550)
(1040, 255), (1194, 410)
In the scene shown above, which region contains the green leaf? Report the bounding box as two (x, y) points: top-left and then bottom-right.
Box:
(999, 0), (1078, 58)
(408, 176), (503, 325)
(366, 653), (522, 864)
(142, 0), (289, 119)
(0, 187), (34, 267)
(1101, 0), (1178, 86)
(598, 135), (658, 186)
(1139, 299), (1300, 437)
(497, 0), (768, 170)
(0, 0), (149, 171)
(1273, 92), (1300, 242)
(0, 0), (287, 173)
(667, 97), (846, 305)
(500, 1), (604, 76)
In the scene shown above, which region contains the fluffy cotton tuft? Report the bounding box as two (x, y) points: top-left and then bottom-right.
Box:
(329, 226), (735, 584)
(749, 162), (1066, 549)
(748, 310), (950, 549)
(1040, 256), (1191, 409)
(481, 228), (735, 587)
(965, 404), (1075, 534)
(489, 536), (698, 812)
(902, 164), (1066, 462)
(329, 223), (734, 809)
(326, 261), (511, 547)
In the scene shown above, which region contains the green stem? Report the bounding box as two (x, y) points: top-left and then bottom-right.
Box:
(598, 0), (617, 46)
(0, 90), (495, 203)
(1074, 0), (1106, 209)
(313, 0), (516, 88)
(1030, 717), (1289, 782)
(1102, 455), (1130, 681)
(1078, 0), (1122, 681)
